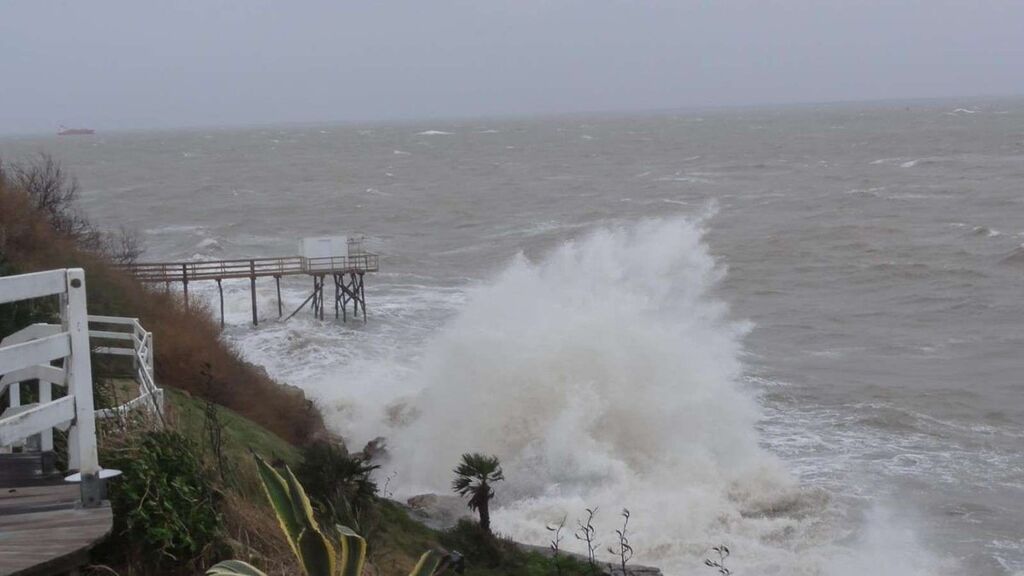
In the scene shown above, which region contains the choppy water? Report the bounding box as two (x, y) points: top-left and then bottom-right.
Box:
(3, 99), (1023, 575)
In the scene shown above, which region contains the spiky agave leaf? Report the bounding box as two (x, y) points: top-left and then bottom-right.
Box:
(335, 525), (368, 576)
(298, 527), (337, 576)
(254, 454), (303, 557)
(281, 463), (338, 575)
(282, 464), (322, 534)
(206, 560), (269, 576)
(408, 549), (446, 576)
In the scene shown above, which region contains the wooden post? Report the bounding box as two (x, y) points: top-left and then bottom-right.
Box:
(181, 263), (189, 309)
(65, 269), (100, 506)
(216, 279), (224, 328)
(334, 274), (340, 319)
(249, 260), (258, 326)
(275, 275), (282, 318)
(319, 275), (326, 320)
(341, 275), (348, 322)
(359, 272), (367, 322)
(348, 273), (357, 320)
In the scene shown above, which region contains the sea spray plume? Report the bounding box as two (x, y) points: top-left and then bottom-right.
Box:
(391, 217), (802, 573)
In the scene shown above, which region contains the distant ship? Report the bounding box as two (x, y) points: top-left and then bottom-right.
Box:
(58, 126), (95, 136)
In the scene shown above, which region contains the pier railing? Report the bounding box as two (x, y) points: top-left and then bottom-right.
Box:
(124, 254), (379, 283)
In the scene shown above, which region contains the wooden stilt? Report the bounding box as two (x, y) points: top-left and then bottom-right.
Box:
(249, 259), (258, 327)
(310, 277), (318, 317)
(216, 278), (224, 328)
(359, 272), (366, 322)
(334, 274), (340, 319)
(320, 275), (326, 320)
(275, 275), (282, 317)
(181, 264), (189, 309)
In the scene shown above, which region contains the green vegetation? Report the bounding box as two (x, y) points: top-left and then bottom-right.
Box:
(440, 519), (591, 576)
(166, 387), (301, 469)
(101, 430), (221, 571)
(452, 453), (504, 535)
(296, 441), (378, 532)
(208, 455), (454, 576)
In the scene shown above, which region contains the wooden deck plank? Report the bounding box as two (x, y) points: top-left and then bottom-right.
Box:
(0, 483), (112, 576)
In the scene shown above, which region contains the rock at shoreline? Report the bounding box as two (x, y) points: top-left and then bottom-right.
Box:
(405, 493), (473, 531)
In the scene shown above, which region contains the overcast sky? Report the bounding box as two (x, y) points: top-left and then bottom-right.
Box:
(1, 0), (1022, 134)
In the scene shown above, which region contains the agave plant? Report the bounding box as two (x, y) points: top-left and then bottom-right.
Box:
(207, 454), (454, 576)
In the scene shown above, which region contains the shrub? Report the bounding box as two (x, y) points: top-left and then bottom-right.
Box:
(102, 430), (221, 570)
(296, 440), (379, 531)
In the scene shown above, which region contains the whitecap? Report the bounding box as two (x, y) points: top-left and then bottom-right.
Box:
(417, 130), (453, 136)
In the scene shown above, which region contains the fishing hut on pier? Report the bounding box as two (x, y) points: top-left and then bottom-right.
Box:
(123, 237), (378, 326)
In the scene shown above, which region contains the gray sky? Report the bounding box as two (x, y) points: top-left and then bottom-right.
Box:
(1, 0), (1022, 134)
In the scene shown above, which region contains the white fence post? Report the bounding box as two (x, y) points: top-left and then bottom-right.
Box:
(39, 381), (53, 451)
(64, 269), (101, 506)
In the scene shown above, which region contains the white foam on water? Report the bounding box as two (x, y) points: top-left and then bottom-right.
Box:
(417, 130), (454, 136)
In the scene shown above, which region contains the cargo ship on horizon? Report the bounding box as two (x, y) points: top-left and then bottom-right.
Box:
(58, 125), (95, 136)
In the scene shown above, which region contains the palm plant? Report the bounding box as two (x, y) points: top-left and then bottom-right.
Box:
(451, 453), (504, 535)
(207, 454), (455, 576)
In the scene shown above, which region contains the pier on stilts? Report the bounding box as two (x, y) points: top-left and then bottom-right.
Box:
(123, 238), (378, 327)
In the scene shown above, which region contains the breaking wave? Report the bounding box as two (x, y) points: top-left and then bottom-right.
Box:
(377, 216), (944, 574)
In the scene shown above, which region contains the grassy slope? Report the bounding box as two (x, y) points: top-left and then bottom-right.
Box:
(165, 387), (301, 468)
(164, 390), (588, 576)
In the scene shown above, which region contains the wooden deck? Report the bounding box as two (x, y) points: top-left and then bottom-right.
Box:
(0, 484), (112, 576)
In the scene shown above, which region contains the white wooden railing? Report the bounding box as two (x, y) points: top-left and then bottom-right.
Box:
(88, 315), (164, 422)
(0, 269), (100, 479)
(2, 302), (165, 452)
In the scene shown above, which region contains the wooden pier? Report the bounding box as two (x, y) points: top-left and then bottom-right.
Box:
(123, 253), (379, 326)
